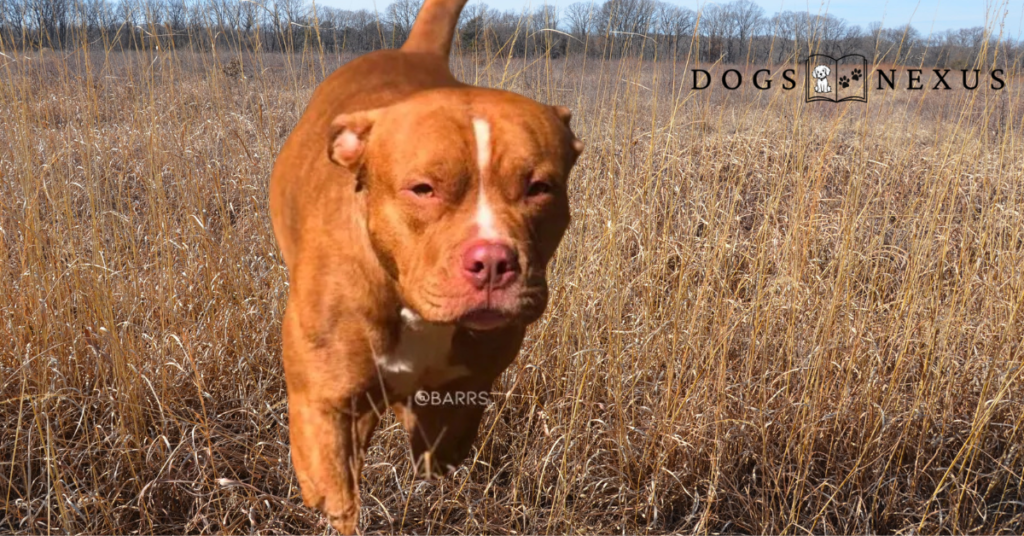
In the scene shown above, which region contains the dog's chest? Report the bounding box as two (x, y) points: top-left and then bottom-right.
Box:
(375, 309), (468, 395)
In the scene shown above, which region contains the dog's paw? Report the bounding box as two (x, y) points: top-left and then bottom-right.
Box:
(323, 495), (361, 535)
(298, 478), (325, 511)
(839, 76), (850, 88)
(851, 68), (862, 81)
(300, 480), (359, 534)
(329, 513), (359, 536)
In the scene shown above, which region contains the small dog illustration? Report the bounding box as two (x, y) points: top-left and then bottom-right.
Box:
(813, 65), (831, 93)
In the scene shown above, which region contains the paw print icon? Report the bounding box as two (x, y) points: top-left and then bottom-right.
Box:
(838, 75), (850, 89)
(850, 68), (862, 81)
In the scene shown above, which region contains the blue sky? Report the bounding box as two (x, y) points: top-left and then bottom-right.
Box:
(326, 0), (1024, 36)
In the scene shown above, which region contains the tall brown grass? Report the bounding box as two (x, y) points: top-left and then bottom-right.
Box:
(2, 40), (1024, 534)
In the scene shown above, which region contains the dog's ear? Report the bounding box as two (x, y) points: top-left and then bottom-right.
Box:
(552, 105), (572, 126)
(551, 105), (585, 157)
(570, 136), (585, 157)
(328, 110), (380, 169)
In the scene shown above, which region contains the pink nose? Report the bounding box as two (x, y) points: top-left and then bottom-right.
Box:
(462, 242), (519, 289)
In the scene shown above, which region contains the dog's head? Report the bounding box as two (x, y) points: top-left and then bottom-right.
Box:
(813, 65), (831, 79)
(329, 88), (583, 331)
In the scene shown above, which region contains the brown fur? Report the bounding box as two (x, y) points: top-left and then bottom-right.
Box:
(268, 0), (582, 532)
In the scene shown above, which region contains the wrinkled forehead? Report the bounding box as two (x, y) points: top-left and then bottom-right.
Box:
(370, 90), (564, 176)
(372, 105), (475, 178)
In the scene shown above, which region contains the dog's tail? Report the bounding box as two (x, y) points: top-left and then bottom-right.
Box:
(401, 0), (468, 57)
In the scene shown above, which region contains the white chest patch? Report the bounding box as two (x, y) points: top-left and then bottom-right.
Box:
(375, 308), (467, 395)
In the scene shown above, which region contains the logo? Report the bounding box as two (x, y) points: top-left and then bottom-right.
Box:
(806, 54), (868, 103)
(686, 59), (1004, 102)
(411, 390), (492, 406)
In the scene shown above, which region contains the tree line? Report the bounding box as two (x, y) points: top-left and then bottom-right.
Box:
(0, 0), (1017, 67)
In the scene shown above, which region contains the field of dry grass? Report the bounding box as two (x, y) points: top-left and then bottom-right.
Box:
(2, 43), (1024, 534)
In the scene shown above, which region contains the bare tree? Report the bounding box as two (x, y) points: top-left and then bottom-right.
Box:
(238, 0), (257, 37)
(565, 2), (597, 42)
(530, 5), (559, 56)
(698, 3), (728, 62)
(811, 13), (851, 57)
(456, 1), (487, 52)
(653, 1), (693, 59)
(0, 0), (26, 46)
(28, 0), (74, 47)
(165, 0), (187, 44)
(385, 0), (420, 45)
(727, 0), (765, 62)
(599, 0), (656, 57)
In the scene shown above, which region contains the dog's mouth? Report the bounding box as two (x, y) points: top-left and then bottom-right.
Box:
(457, 307), (511, 331)
(404, 271), (549, 330)
(408, 289), (539, 330)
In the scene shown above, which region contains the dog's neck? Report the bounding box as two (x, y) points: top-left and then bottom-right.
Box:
(374, 307), (465, 396)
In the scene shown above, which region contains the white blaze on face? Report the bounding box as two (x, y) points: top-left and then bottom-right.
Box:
(472, 117), (499, 239)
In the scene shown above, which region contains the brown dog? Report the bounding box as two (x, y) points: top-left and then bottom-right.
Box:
(268, 0), (583, 532)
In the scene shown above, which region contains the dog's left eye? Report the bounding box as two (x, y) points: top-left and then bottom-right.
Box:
(409, 183), (435, 197)
(525, 180), (552, 198)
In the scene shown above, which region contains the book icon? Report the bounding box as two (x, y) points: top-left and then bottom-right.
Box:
(805, 54), (868, 103)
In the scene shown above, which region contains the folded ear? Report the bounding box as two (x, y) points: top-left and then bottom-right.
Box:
(552, 105), (573, 126)
(328, 109), (381, 169)
(551, 105), (585, 157)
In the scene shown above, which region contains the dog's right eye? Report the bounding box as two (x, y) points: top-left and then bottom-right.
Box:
(409, 183), (435, 197)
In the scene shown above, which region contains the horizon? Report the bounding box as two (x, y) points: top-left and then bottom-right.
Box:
(323, 0), (1024, 37)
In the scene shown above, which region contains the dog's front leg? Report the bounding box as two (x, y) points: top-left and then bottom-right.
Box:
(282, 310), (383, 534)
(288, 395), (380, 534)
(394, 326), (526, 477)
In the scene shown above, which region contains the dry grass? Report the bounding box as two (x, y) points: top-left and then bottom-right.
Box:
(2, 42), (1024, 534)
